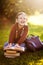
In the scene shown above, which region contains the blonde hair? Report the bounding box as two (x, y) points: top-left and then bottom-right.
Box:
(16, 12), (27, 19)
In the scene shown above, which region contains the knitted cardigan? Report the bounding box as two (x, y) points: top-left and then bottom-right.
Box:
(9, 23), (28, 44)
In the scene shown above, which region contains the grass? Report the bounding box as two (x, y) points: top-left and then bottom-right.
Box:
(0, 24), (43, 65)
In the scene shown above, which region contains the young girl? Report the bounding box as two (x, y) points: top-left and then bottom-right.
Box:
(4, 12), (28, 51)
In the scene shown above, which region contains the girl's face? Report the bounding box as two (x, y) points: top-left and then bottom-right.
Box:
(17, 14), (28, 26)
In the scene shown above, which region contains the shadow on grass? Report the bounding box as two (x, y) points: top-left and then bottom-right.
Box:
(0, 48), (43, 65)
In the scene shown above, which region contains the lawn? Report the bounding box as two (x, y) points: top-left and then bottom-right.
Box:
(0, 24), (43, 65)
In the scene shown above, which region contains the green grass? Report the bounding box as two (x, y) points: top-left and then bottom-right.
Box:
(0, 24), (43, 65)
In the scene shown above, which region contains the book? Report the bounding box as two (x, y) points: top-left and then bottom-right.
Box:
(4, 52), (20, 57)
(6, 50), (17, 54)
(4, 47), (25, 52)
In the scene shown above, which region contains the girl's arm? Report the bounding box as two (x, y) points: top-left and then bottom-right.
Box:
(17, 26), (28, 44)
(8, 24), (16, 43)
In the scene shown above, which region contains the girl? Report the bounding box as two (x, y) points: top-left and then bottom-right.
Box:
(4, 12), (28, 51)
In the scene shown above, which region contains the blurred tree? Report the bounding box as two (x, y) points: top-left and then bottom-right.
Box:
(0, 0), (16, 18)
(0, 0), (33, 23)
(0, 0), (18, 23)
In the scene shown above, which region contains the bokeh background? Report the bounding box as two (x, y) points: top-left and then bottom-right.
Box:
(0, 0), (43, 65)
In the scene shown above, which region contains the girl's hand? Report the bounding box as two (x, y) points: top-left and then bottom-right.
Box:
(7, 43), (12, 48)
(15, 43), (20, 48)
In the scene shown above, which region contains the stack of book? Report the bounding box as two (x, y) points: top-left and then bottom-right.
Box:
(4, 46), (25, 58)
(4, 49), (20, 58)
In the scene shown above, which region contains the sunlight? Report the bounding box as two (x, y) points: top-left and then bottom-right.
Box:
(18, 0), (23, 3)
(28, 11), (43, 25)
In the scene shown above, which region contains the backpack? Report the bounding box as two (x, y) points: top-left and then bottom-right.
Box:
(25, 35), (43, 51)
